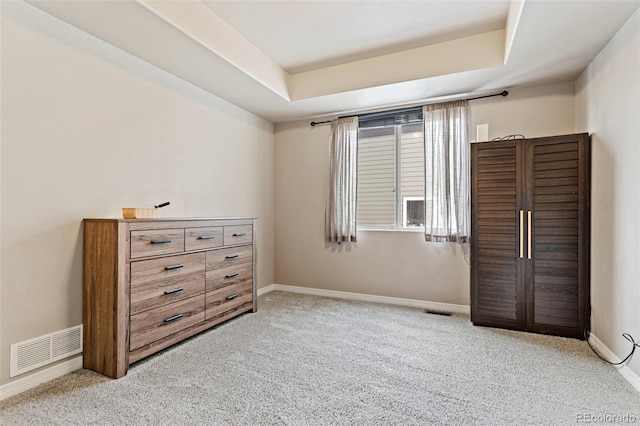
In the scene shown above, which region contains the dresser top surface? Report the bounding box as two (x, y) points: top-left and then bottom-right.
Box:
(84, 217), (256, 222)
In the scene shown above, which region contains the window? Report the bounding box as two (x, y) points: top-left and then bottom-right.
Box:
(356, 109), (424, 229)
(356, 101), (470, 241)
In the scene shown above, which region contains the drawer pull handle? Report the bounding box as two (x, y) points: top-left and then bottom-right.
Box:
(233, 232), (246, 237)
(198, 235), (215, 240)
(225, 272), (239, 279)
(164, 264), (184, 271)
(164, 287), (183, 295)
(225, 254), (240, 259)
(151, 239), (171, 245)
(226, 293), (240, 301)
(163, 313), (183, 323)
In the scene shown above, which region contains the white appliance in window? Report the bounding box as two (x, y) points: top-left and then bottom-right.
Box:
(403, 196), (424, 227)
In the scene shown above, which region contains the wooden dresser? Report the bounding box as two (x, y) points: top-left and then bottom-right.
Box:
(83, 217), (257, 378)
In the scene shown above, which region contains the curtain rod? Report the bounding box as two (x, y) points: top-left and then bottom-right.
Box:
(309, 90), (508, 127)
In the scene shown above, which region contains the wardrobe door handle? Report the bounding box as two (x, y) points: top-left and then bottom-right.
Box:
(527, 210), (532, 260)
(519, 210), (524, 259)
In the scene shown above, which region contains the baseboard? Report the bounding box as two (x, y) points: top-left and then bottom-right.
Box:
(0, 355), (83, 401)
(261, 283), (470, 315)
(589, 333), (640, 393)
(257, 283), (276, 297)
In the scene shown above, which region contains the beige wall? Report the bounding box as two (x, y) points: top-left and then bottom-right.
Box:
(274, 82), (575, 304)
(575, 8), (640, 377)
(0, 2), (274, 385)
(470, 81), (575, 141)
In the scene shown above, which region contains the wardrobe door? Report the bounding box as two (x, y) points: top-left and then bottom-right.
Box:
(471, 141), (525, 330)
(525, 134), (590, 338)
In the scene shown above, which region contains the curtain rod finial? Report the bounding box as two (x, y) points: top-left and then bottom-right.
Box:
(310, 120), (331, 127)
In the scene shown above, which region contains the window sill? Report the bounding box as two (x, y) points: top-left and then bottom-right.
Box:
(357, 227), (424, 233)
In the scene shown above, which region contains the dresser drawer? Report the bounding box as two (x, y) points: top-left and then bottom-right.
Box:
(130, 295), (205, 351)
(130, 259), (205, 315)
(131, 252), (205, 287)
(185, 227), (223, 251)
(130, 252), (204, 315)
(205, 280), (253, 320)
(130, 229), (184, 259)
(224, 225), (253, 246)
(206, 262), (253, 292)
(206, 245), (252, 270)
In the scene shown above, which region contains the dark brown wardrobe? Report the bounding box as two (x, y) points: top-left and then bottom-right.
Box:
(470, 133), (590, 339)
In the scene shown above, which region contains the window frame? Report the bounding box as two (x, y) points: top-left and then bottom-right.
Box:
(356, 116), (425, 231)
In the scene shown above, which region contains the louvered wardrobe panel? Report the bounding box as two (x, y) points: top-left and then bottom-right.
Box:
(471, 142), (524, 329)
(525, 136), (590, 338)
(471, 133), (590, 339)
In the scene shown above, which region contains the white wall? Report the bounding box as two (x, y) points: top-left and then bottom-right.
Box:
(0, 2), (274, 386)
(575, 8), (640, 377)
(274, 82), (575, 305)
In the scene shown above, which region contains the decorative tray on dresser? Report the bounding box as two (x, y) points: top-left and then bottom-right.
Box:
(82, 217), (257, 378)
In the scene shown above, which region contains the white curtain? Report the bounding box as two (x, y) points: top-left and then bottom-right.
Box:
(423, 100), (470, 243)
(325, 117), (359, 243)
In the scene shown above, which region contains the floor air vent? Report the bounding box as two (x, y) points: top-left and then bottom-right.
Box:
(425, 310), (451, 316)
(10, 325), (82, 377)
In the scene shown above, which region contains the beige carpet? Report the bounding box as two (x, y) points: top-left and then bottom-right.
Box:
(1, 291), (639, 425)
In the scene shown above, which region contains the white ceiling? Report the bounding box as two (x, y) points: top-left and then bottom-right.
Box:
(202, 0), (511, 73)
(27, 0), (640, 124)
